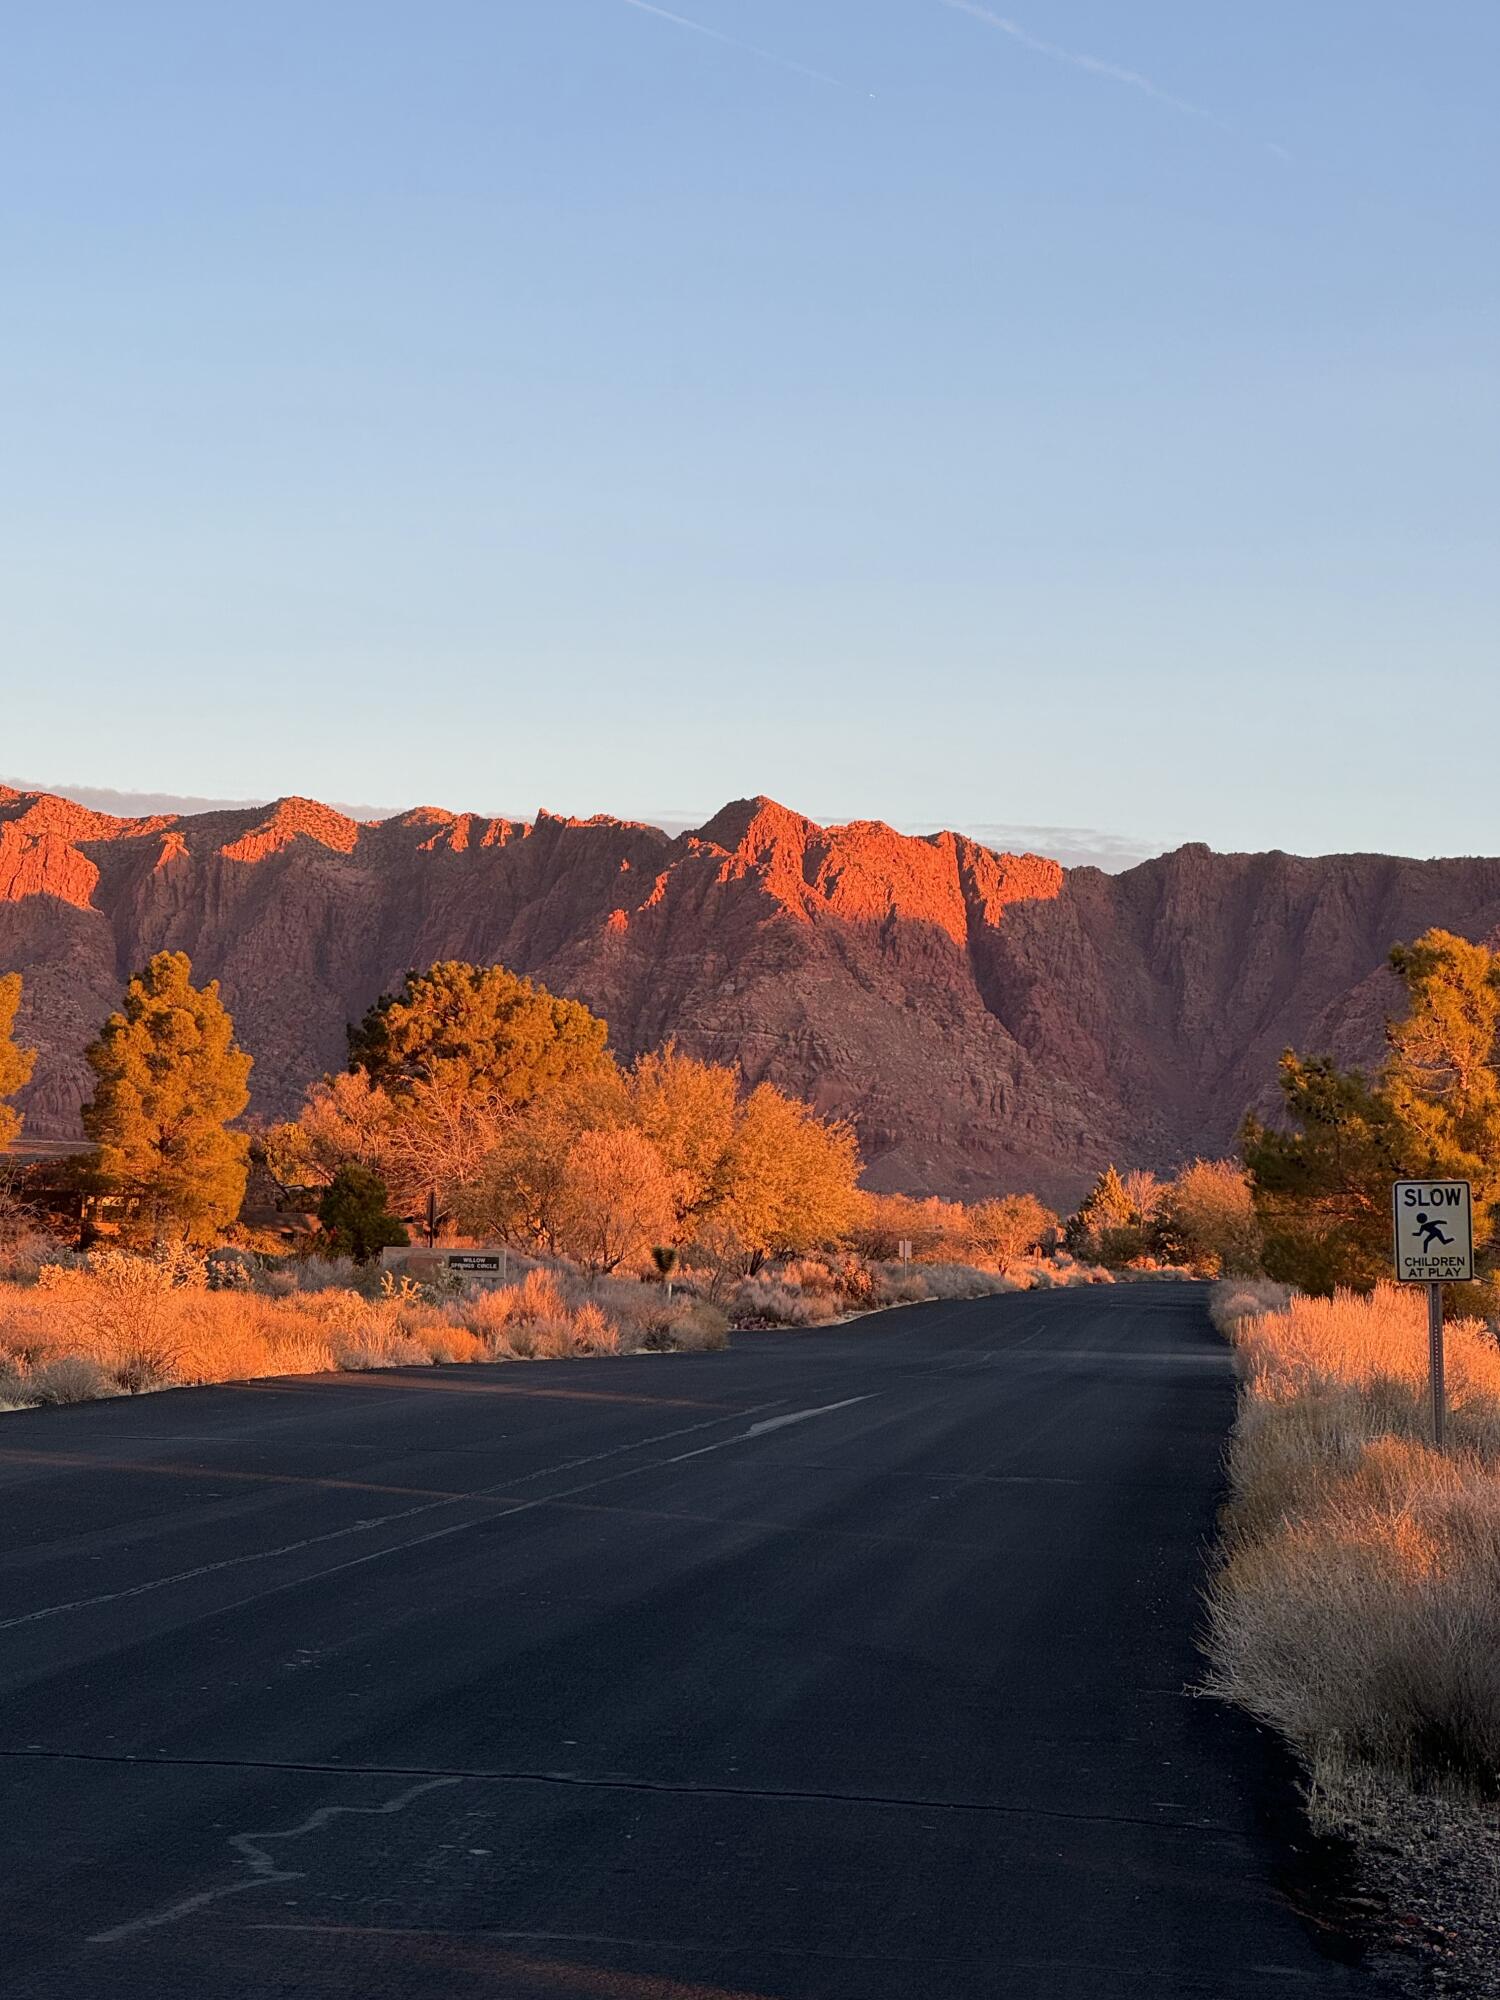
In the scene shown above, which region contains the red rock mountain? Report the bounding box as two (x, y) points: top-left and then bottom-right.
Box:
(6, 784), (1500, 1204)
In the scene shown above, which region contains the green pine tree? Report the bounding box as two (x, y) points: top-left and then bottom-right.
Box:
(1244, 929), (1500, 1293)
(317, 1163), (409, 1263)
(83, 952), (253, 1244)
(348, 960), (612, 1106)
(1067, 1165), (1136, 1260)
(0, 973), (36, 1150)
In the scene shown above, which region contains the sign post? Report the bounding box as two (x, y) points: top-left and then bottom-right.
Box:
(1392, 1180), (1475, 1449)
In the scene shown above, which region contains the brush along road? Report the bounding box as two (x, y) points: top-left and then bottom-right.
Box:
(0, 1285), (1389, 1998)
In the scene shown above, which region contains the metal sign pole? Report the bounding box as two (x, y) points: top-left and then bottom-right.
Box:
(1427, 1281), (1447, 1451)
(1392, 1181), (1471, 1453)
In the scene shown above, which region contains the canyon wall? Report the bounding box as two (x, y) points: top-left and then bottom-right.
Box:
(7, 785), (1499, 1203)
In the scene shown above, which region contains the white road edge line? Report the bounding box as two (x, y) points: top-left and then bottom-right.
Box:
(6, 1396), (878, 1639)
(743, 1398), (873, 1439)
(77, 1390), (880, 1947)
(0, 1399), (794, 1634)
(646, 1397), (876, 1468)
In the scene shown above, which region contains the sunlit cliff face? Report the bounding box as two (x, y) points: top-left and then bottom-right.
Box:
(7, 783), (1500, 1204)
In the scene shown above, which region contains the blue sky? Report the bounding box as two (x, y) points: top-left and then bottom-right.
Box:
(4, 2), (1497, 863)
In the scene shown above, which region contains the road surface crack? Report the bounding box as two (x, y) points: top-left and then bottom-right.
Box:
(0, 1743), (1246, 1840)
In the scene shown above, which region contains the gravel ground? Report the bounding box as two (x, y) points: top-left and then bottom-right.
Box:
(1311, 1769), (1500, 1996)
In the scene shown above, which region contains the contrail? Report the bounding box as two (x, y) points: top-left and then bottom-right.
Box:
(936, 0), (1222, 127)
(617, 0), (856, 92)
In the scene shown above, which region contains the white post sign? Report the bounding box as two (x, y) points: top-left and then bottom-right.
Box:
(1392, 1179), (1475, 1452)
(1391, 1181), (1474, 1285)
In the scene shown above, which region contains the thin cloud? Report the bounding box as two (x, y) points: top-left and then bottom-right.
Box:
(617, 0), (856, 92)
(1, 778), (401, 821)
(936, 0), (1222, 127)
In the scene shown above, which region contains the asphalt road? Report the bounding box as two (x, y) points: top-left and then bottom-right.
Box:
(0, 1284), (1386, 1999)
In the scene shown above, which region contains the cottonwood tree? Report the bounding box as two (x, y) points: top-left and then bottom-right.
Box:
(628, 1045), (739, 1226)
(454, 1069), (630, 1251)
(552, 1127), (676, 1277)
(965, 1193), (1058, 1271)
(847, 1191), (965, 1264)
(264, 1069), (398, 1189)
(272, 963), (615, 1218)
(1155, 1160), (1261, 1276)
(0, 974), (36, 1149)
(710, 1083), (861, 1271)
(82, 952), (253, 1243)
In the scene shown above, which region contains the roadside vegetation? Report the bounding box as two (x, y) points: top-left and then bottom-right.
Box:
(1207, 1278), (1500, 1784)
(1208, 931), (1500, 1789)
(9, 921), (1500, 1970)
(1203, 931), (1500, 1991)
(0, 950), (1205, 1412)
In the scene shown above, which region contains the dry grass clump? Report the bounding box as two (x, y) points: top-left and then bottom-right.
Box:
(890, 1260), (1021, 1301)
(1207, 1280), (1500, 1793)
(1207, 1277), (1292, 1334)
(451, 1269), (621, 1359)
(731, 1276), (844, 1327)
(1018, 1253), (1118, 1290)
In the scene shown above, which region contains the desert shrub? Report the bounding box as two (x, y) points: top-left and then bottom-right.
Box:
(728, 1256), (1025, 1324)
(870, 1267), (930, 1306)
(418, 1324), (487, 1366)
(30, 1355), (117, 1404)
(661, 1300), (730, 1352)
(550, 1300), (620, 1356)
(730, 1277), (842, 1328)
(264, 1320), (339, 1373)
(205, 1247), (256, 1291)
(1031, 1261), (1090, 1287)
(272, 1254), (370, 1294)
(446, 1267), (626, 1359)
(1207, 1280), (1500, 1793)
(906, 1262), (1021, 1301)
(0, 1243), (714, 1402)
(1209, 1437), (1500, 1787)
(31, 1245), (201, 1388)
(780, 1255), (844, 1298)
(334, 1328), (436, 1371)
(0, 1167), (64, 1283)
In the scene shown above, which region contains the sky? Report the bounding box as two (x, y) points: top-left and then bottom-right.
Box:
(3, 1), (1497, 864)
